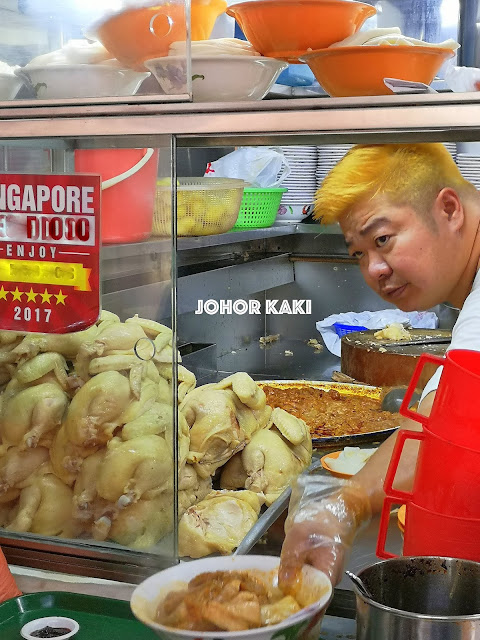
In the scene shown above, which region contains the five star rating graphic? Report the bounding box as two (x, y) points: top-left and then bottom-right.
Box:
(0, 285), (67, 305)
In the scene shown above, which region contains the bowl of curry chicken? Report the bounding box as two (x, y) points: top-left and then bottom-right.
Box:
(130, 555), (332, 640)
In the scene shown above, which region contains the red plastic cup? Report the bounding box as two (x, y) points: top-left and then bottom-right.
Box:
(403, 502), (480, 561)
(400, 349), (480, 450)
(381, 427), (480, 517)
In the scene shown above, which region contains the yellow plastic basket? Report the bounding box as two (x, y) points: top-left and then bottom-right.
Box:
(153, 178), (245, 236)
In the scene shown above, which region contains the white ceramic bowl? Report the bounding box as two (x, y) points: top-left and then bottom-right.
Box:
(130, 554), (332, 640)
(21, 616), (79, 640)
(0, 73), (24, 100)
(20, 65), (150, 99)
(145, 55), (288, 102)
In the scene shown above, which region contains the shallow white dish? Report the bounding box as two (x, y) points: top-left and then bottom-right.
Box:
(0, 72), (24, 100)
(19, 64), (149, 99)
(21, 616), (79, 640)
(145, 55), (288, 102)
(131, 554), (332, 640)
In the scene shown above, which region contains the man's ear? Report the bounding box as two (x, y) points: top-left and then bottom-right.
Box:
(433, 187), (464, 231)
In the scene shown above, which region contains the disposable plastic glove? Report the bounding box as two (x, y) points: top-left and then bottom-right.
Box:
(279, 475), (371, 590)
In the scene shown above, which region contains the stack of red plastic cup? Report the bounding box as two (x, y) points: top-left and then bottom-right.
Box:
(377, 349), (480, 560)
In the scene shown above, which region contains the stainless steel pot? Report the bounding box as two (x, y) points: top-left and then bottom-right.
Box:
(355, 557), (480, 639)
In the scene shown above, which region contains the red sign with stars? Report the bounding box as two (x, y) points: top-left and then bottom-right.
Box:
(0, 173), (100, 333)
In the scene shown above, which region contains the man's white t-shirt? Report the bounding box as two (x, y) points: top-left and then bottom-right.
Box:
(421, 269), (480, 400)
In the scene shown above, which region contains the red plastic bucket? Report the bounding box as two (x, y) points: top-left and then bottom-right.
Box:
(75, 148), (159, 244)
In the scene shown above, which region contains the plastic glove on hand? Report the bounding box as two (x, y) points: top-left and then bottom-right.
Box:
(279, 479), (371, 590)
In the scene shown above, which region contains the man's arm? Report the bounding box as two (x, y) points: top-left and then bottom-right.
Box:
(279, 391), (435, 587)
(353, 390), (435, 513)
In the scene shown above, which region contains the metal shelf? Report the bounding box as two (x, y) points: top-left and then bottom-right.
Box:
(100, 223), (340, 262)
(1, 94), (480, 145)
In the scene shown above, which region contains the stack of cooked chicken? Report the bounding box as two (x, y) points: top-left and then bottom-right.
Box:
(0, 313), (312, 558)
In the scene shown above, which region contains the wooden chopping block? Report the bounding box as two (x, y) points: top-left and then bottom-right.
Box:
(341, 329), (451, 388)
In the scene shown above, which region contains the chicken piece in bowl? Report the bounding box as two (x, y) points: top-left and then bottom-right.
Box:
(131, 555), (332, 640)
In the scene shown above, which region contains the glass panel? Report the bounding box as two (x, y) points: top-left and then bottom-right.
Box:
(0, 1), (191, 103)
(0, 134), (178, 577)
(375, 0), (459, 43)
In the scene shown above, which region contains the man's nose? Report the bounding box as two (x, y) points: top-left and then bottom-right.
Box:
(366, 252), (392, 281)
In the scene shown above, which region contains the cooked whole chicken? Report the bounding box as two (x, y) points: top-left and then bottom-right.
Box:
(215, 373), (267, 411)
(75, 321), (147, 381)
(1, 382), (69, 450)
(178, 490), (263, 558)
(121, 402), (172, 440)
(0, 311), (312, 557)
(182, 385), (246, 479)
(157, 364), (196, 403)
(178, 464), (212, 516)
(220, 407), (312, 506)
(72, 448), (108, 532)
(50, 424), (98, 486)
(0, 446), (50, 503)
(15, 352), (69, 390)
(95, 434), (173, 507)
(118, 379), (157, 425)
(100, 494), (174, 549)
(6, 464), (75, 537)
(12, 324), (99, 362)
(64, 371), (131, 448)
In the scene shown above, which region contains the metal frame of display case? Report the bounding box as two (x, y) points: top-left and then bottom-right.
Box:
(0, 93), (479, 582)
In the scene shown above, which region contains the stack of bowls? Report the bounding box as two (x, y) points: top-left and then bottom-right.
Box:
(226, 0), (455, 97)
(316, 144), (352, 189)
(456, 143), (480, 189)
(275, 146), (317, 222)
(443, 142), (457, 162)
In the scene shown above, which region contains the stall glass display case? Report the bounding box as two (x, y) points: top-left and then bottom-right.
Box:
(0, 133), (179, 581)
(0, 94), (477, 587)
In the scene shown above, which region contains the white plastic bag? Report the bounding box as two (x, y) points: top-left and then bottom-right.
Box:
(204, 147), (290, 188)
(316, 309), (438, 357)
(445, 64), (480, 92)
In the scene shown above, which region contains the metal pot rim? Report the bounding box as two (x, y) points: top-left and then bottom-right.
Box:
(356, 556), (480, 621)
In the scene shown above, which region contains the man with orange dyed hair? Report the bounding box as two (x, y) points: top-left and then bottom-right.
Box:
(279, 143), (480, 587)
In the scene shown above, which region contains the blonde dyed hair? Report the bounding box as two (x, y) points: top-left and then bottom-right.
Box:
(314, 143), (476, 224)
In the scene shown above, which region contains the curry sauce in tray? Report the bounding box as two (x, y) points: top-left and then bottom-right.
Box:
(258, 381), (400, 448)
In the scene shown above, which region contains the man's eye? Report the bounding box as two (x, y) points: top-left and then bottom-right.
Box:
(376, 235), (389, 247)
(351, 251), (364, 260)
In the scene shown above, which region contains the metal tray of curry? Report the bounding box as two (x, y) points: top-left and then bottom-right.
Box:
(258, 380), (399, 448)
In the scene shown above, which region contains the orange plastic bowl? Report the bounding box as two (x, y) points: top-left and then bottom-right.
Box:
(91, 0), (227, 70)
(226, 0), (376, 63)
(300, 45), (455, 96)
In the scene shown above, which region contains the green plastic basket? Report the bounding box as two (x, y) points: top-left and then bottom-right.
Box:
(233, 187), (287, 230)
